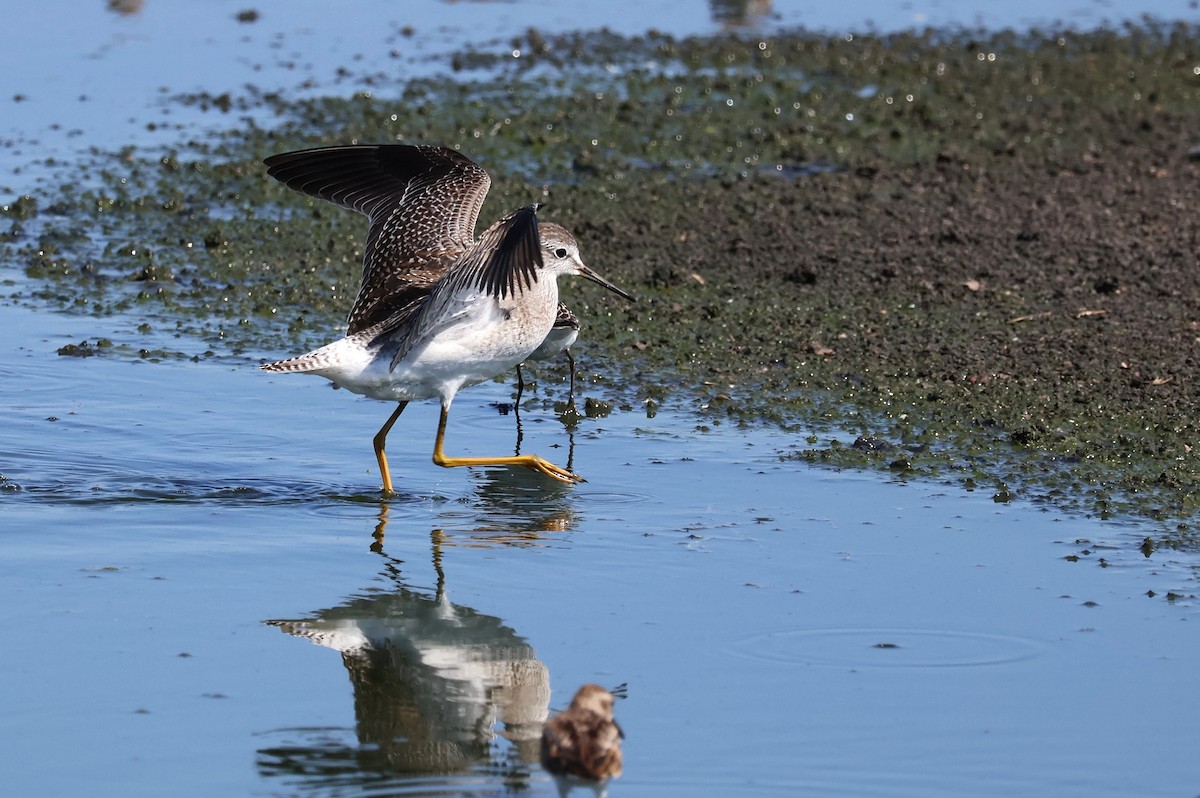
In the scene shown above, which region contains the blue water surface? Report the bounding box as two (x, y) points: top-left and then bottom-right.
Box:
(2, 2), (1200, 796)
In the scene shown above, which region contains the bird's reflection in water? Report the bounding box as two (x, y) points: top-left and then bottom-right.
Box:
(498, 381), (580, 465)
(106, 0), (145, 15)
(370, 430), (581, 553)
(484, 396), (581, 535)
(468, 458), (579, 539)
(710, 0), (774, 28)
(259, 528), (550, 791)
(510, 361), (585, 428)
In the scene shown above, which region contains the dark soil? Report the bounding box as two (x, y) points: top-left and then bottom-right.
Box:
(557, 125), (1200, 525)
(5, 23), (1200, 533)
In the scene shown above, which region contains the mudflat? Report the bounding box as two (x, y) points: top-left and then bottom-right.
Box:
(8, 24), (1200, 530)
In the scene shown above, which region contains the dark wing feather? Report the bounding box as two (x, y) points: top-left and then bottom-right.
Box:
(443, 205), (542, 302)
(263, 144), (491, 333)
(385, 205), (543, 370)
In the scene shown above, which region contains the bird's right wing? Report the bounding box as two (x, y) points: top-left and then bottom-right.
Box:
(384, 206), (543, 370)
(264, 144), (492, 332)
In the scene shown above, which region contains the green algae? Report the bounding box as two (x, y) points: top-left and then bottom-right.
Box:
(5, 24), (1200, 536)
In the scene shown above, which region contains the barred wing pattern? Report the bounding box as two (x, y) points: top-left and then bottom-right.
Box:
(263, 145), (492, 333)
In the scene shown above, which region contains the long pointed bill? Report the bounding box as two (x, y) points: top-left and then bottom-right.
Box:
(577, 262), (635, 302)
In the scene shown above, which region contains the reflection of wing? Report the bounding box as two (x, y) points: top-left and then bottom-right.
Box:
(263, 144), (492, 333)
(267, 618), (371, 654)
(386, 205), (544, 370)
(264, 585), (550, 774)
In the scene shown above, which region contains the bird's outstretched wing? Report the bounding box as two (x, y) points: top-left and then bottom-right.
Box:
(264, 144), (492, 333)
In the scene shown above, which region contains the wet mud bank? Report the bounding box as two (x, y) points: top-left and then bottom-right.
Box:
(5, 24), (1200, 533)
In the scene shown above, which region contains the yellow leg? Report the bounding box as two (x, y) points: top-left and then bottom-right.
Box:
(372, 402), (408, 494)
(431, 403), (584, 484)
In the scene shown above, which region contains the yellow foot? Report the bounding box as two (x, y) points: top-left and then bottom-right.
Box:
(432, 404), (584, 485)
(523, 455), (586, 484)
(434, 452), (585, 484)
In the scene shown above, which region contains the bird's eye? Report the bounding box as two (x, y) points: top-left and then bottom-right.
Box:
(553, 247), (569, 259)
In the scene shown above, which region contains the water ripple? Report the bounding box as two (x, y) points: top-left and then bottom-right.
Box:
(732, 627), (1047, 669)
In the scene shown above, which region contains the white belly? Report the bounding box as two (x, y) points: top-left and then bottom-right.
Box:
(308, 288), (559, 402)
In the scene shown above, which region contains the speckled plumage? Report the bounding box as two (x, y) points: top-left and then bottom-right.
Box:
(541, 684), (624, 798)
(259, 145), (632, 491)
(263, 206), (567, 403)
(264, 144), (491, 334)
(264, 145), (586, 387)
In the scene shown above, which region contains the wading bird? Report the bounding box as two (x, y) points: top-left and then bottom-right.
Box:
(261, 145), (632, 492)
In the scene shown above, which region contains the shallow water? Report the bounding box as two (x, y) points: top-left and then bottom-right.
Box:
(3, 0), (1199, 175)
(4, 299), (1200, 797)
(3, 2), (1200, 797)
